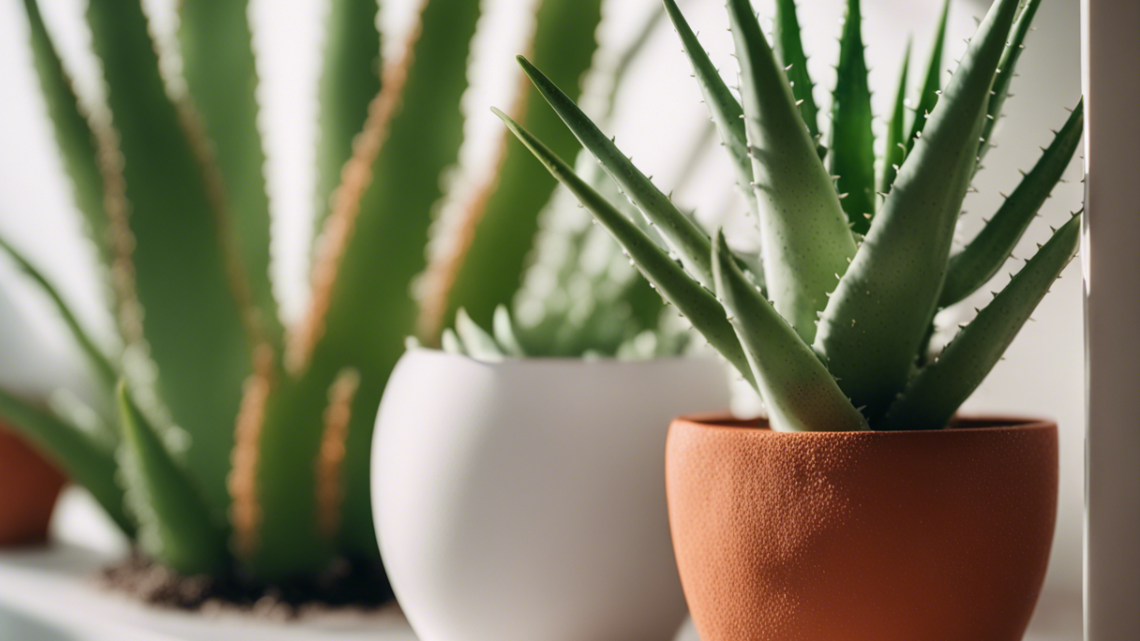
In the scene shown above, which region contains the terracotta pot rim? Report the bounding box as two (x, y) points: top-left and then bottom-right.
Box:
(674, 411), (1056, 436)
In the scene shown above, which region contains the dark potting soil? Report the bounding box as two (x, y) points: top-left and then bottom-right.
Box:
(99, 551), (394, 617)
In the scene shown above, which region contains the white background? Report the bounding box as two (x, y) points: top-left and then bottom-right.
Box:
(0, 0), (1084, 620)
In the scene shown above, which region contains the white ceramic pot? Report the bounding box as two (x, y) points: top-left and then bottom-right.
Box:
(372, 349), (731, 641)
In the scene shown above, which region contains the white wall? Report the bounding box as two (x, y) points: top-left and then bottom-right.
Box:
(0, 0), (1084, 609)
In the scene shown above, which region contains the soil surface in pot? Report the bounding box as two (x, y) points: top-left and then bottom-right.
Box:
(99, 551), (393, 617)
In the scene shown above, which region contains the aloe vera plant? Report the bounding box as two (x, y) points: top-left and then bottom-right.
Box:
(498, 0), (1083, 432)
(0, 0), (626, 587)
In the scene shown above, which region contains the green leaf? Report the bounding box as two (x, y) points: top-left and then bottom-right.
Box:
(941, 99), (1083, 307)
(441, 328), (465, 355)
(516, 56), (716, 289)
(433, 0), (603, 335)
(829, 0), (876, 234)
(905, 0), (949, 155)
(117, 382), (227, 575)
(20, 0), (110, 267)
(85, 0), (255, 518)
(712, 231), (866, 432)
(815, 0), (1021, 423)
(663, 0), (755, 214)
(179, 0), (281, 344)
(881, 212), (1081, 430)
(258, 0), (483, 576)
(313, 0), (382, 245)
(977, 0), (1044, 164)
(492, 306), (526, 357)
(454, 309), (505, 361)
(0, 387), (133, 536)
(773, 0), (824, 157)
(494, 108), (755, 388)
(879, 38), (911, 194)
(597, 3), (665, 124)
(726, 0), (857, 344)
(0, 234), (118, 391)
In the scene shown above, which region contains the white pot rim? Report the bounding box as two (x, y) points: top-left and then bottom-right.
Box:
(404, 346), (721, 370)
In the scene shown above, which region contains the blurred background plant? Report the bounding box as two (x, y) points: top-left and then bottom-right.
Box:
(0, 0), (706, 597)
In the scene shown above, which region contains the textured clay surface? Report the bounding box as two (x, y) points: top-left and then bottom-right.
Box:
(666, 414), (1058, 641)
(0, 425), (66, 546)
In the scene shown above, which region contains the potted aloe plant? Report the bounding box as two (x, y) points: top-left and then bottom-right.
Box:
(0, 0), (668, 619)
(372, 7), (731, 641)
(495, 0), (1082, 638)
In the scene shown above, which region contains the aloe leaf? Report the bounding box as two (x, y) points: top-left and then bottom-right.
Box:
(941, 99), (1083, 306)
(516, 56), (716, 289)
(262, 0), (482, 574)
(881, 212), (1081, 430)
(455, 309), (505, 361)
(492, 306), (526, 357)
(598, 3), (666, 123)
(829, 0), (876, 234)
(879, 39), (912, 194)
(0, 234), (118, 390)
(977, 0), (1043, 164)
(117, 382), (227, 574)
(0, 387), (133, 535)
(773, 0), (824, 157)
(441, 328), (465, 355)
(663, 0), (754, 214)
(905, 0), (950, 155)
(494, 108), (755, 388)
(427, 0), (603, 335)
(20, 0), (110, 266)
(725, 0), (857, 344)
(815, 0), (1021, 423)
(313, 0), (382, 244)
(179, 0), (280, 343)
(84, 0), (256, 517)
(712, 231), (866, 432)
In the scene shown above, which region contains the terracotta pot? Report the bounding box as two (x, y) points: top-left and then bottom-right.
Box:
(0, 424), (67, 546)
(666, 414), (1058, 641)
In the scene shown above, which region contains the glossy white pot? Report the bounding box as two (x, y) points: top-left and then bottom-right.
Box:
(372, 349), (731, 641)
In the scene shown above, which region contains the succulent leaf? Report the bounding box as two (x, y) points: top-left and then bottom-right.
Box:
(830, 0), (877, 234)
(179, 0), (281, 344)
(725, 0), (857, 344)
(0, 387), (132, 535)
(455, 309), (506, 361)
(773, 0), (825, 158)
(516, 56), (716, 289)
(815, 0), (1021, 422)
(879, 39), (912, 194)
(941, 99), (1083, 306)
(426, 0), (604, 336)
(881, 212), (1081, 430)
(20, 0), (110, 267)
(978, 0), (1044, 164)
(314, 0), (383, 243)
(663, 0), (755, 215)
(494, 108), (756, 387)
(905, 0), (950, 155)
(264, 0), (482, 572)
(712, 231), (867, 433)
(117, 382), (227, 575)
(492, 306), (526, 357)
(85, 0), (258, 518)
(0, 234), (118, 391)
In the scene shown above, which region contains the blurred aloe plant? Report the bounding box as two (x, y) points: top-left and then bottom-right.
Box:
(0, 0), (676, 586)
(498, 0), (1083, 432)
